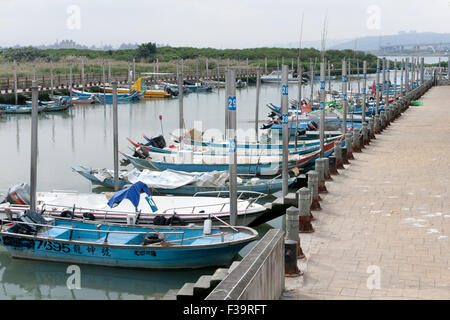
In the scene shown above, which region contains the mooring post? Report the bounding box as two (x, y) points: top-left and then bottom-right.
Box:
(298, 188), (314, 233)
(345, 132), (354, 160)
(405, 57), (410, 92)
(362, 61), (367, 123)
(319, 59), (325, 158)
(255, 67), (261, 143)
(375, 114), (381, 134)
(307, 171), (321, 211)
(385, 59), (390, 109)
(375, 58), (380, 115)
(226, 69), (238, 226)
(281, 65), (289, 197)
(286, 206), (305, 258)
(285, 239), (302, 277)
(81, 58), (85, 92)
(380, 110), (387, 129)
(112, 81), (119, 191)
(334, 140), (344, 169)
(133, 58), (136, 82)
(315, 158), (327, 193)
(13, 60), (18, 105)
(50, 60), (54, 98)
(362, 122), (369, 145)
(108, 60), (111, 84)
(352, 128), (361, 153)
(102, 60), (106, 104)
(341, 59), (347, 134)
(323, 157), (331, 180)
(394, 59), (398, 102)
(69, 62), (73, 98)
(127, 61), (131, 84)
(30, 80), (39, 212)
(295, 56), (302, 151)
(177, 62), (184, 149)
(369, 117), (375, 139)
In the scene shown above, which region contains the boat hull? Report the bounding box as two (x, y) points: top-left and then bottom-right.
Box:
(1, 234), (249, 269)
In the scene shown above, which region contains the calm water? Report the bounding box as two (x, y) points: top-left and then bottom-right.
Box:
(0, 77), (373, 299)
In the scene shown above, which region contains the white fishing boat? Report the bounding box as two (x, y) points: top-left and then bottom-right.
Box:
(0, 183), (268, 226)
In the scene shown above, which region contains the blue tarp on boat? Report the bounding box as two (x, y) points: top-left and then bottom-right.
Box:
(107, 181), (151, 211)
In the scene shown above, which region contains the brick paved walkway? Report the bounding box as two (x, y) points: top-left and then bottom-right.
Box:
(284, 85), (450, 299)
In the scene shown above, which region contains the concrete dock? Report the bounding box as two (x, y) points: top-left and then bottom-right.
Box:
(285, 85), (450, 299)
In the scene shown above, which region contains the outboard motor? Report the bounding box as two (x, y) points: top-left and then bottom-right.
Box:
(133, 146), (150, 159)
(7, 183), (30, 205)
(10, 209), (47, 235)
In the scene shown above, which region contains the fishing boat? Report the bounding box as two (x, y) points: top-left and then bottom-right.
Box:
(121, 137), (339, 175)
(1, 182), (268, 226)
(51, 95), (101, 105)
(72, 166), (297, 196)
(72, 89), (143, 102)
(131, 134), (338, 156)
(104, 78), (173, 98)
(0, 209), (258, 269)
(0, 104), (47, 114)
(184, 83), (214, 92)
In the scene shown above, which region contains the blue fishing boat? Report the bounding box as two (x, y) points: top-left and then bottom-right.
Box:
(131, 134), (340, 156)
(0, 104), (47, 114)
(0, 210), (258, 269)
(184, 83), (213, 92)
(121, 138), (339, 175)
(72, 166), (297, 196)
(71, 89), (143, 102)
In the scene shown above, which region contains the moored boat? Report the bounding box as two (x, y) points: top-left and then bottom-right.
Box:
(72, 166), (297, 196)
(0, 210), (258, 269)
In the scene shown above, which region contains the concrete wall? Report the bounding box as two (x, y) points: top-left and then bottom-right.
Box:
(205, 229), (285, 300)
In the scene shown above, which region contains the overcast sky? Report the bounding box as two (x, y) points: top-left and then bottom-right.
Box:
(1, 0), (449, 48)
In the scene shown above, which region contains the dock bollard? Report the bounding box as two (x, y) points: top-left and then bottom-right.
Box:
(385, 107), (391, 125)
(368, 117), (376, 140)
(285, 240), (302, 277)
(315, 159), (327, 193)
(352, 128), (361, 153)
(286, 206), (305, 258)
(375, 114), (381, 134)
(323, 157), (331, 180)
(345, 133), (354, 160)
(380, 111), (386, 129)
(342, 145), (349, 165)
(298, 188), (314, 233)
(307, 171), (321, 211)
(362, 122), (369, 146)
(334, 140), (344, 169)
(328, 155), (339, 175)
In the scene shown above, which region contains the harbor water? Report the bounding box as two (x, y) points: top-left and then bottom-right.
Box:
(0, 76), (374, 299)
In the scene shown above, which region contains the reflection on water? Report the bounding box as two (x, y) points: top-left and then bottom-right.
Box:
(0, 247), (216, 300)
